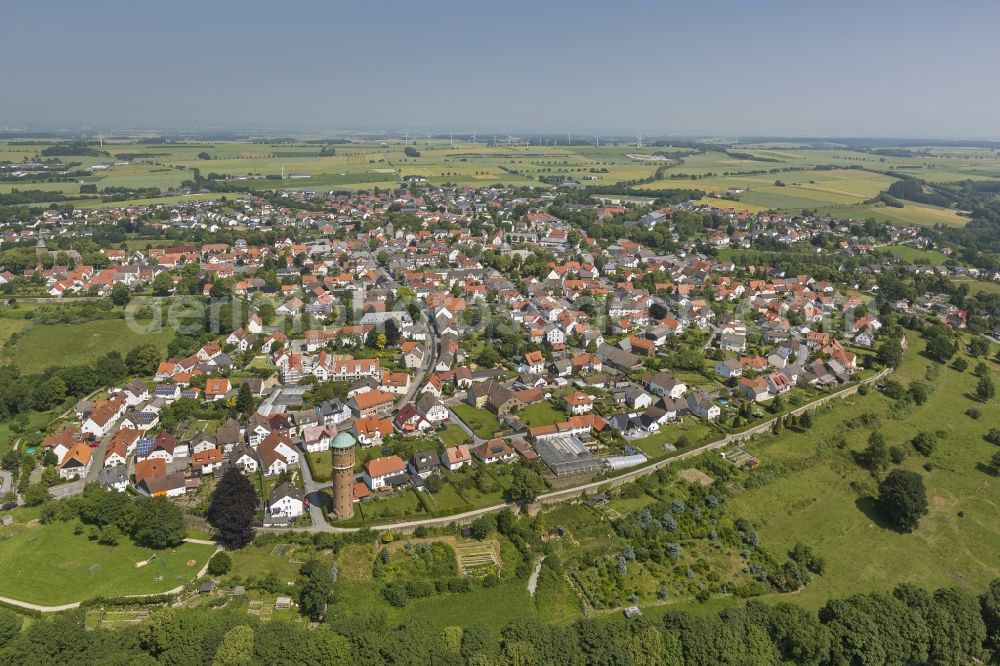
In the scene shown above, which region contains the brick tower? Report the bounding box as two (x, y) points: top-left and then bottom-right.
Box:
(330, 432), (356, 520)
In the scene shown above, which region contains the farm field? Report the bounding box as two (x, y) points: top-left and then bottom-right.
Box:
(640, 169), (897, 209)
(0, 521), (215, 605)
(5, 140), (1000, 215)
(4, 318), (174, 372)
(691, 196), (769, 213)
(725, 335), (1000, 610)
(821, 201), (970, 228)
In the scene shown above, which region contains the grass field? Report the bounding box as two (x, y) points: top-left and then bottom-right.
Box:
(4, 319), (174, 372)
(451, 403), (503, 438)
(0, 521), (215, 605)
(518, 401), (566, 428)
(726, 335), (1000, 610)
(883, 245), (952, 266)
(438, 424), (471, 447)
(328, 539), (538, 632)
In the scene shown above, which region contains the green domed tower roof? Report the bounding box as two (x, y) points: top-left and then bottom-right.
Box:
(331, 432), (356, 449)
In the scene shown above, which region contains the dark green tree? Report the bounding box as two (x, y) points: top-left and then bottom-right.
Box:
(111, 283), (130, 306)
(977, 375), (995, 401)
(876, 469), (928, 532)
(234, 383), (254, 415)
(207, 467), (258, 549)
(125, 345), (162, 377)
(207, 551), (232, 576)
(132, 497), (186, 548)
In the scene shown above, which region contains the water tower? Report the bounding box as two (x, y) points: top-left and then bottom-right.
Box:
(330, 432), (357, 520)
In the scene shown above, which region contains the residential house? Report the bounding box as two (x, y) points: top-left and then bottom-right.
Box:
(363, 455), (408, 491)
(441, 444), (473, 471)
(687, 392), (720, 420)
(259, 432), (300, 476)
(408, 450), (441, 479)
(268, 482), (304, 521)
(738, 377), (771, 402)
(354, 416), (394, 447)
(58, 443), (93, 480)
(473, 439), (517, 464)
(349, 390), (394, 417)
(563, 391), (594, 415)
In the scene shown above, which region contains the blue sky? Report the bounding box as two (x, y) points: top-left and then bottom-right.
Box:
(3, 0), (999, 138)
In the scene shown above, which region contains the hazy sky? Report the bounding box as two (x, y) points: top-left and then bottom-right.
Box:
(4, 0), (999, 138)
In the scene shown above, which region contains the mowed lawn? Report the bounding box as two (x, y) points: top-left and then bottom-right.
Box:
(727, 336), (1000, 610)
(0, 521), (215, 605)
(518, 401), (566, 428)
(6, 319), (174, 372)
(451, 403), (502, 439)
(438, 424), (471, 447)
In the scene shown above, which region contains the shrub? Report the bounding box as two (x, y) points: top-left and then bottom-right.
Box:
(912, 431), (937, 456)
(207, 551), (232, 576)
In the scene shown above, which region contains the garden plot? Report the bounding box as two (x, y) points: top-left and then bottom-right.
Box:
(455, 540), (501, 576)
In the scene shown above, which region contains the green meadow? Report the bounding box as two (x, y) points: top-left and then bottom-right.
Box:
(0, 521), (215, 605)
(5, 318), (174, 373)
(726, 335), (1000, 610)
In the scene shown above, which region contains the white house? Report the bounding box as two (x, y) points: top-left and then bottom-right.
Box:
(646, 373), (687, 399)
(441, 445), (473, 471)
(416, 393), (449, 423)
(259, 433), (299, 477)
(363, 455), (407, 491)
(267, 482), (304, 520)
(121, 380), (149, 406)
(301, 424), (337, 453)
(82, 396), (127, 439)
(687, 393), (721, 421)
(58, 444), (93, 480)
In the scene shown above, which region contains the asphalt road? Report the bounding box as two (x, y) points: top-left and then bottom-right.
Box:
(262, 366), (891, 534)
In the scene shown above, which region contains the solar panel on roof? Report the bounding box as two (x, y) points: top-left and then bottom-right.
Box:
(136, 438), (155, 456)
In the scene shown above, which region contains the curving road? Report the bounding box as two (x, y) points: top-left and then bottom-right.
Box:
(264, 367), (892, 534)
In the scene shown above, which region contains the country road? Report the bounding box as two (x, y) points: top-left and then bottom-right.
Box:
(527, 556), (545, 596)
(262, 366), (892, 534)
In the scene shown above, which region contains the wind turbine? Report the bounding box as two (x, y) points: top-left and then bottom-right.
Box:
(595, 134), (600, 147)
(471, 133), (477, 145)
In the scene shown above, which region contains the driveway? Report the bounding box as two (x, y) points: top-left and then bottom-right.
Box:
(297, 447), (331, 528)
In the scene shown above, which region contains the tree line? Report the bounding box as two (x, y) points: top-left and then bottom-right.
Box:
(1, 577), (999, 665)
